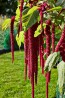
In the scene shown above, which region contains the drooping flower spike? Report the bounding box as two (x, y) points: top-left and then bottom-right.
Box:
(10, 16), (15, 63)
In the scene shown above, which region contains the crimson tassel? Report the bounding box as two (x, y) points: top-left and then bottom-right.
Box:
(55, 26), (65, 62)
(44, 24), (51, 57)
(41, 33), (44, 74)
(39, 10), (45, 74)
(58, 39), (65, 62)
(28, 28), (31, 79)
(24, 31), (28, 80)
(34, 55), (38, 85)
(44, 22), (51, 98)
(45, 24), (51, 67)
(28, 50), (31, 79)
(28, 28), (34, 98)
(27, 0), (33, 79)
(34, 37), (39, 84)
(52, 24), (55, 52)
(10, 16), (15, 63)
(27, 23), (38, 98)
(20, 0), (24, 31)
(55, 25), (65, 52)
(39, 34), (44, 74)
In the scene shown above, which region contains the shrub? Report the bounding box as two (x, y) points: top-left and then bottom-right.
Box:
(4, 29), (24, 50)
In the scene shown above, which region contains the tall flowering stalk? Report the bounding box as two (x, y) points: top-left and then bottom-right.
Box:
(44, 20), (51, 98)
(27, 23), (38, 98)
(55, 25), (65, 52)
(24, 31), (28, 80)
(28, 27), (35, 98)
(59, 40), (65, 62)
(39, 33), (44, 73)
(20, 0), (24, 31)
(38, 3), (45, 74)
(34, 36), (39, 84)
(45, 20), (51, 57)
(55, 26), (65, 62)
(10, 16), (15, 63)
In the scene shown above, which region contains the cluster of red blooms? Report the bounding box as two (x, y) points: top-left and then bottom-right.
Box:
(10, 1), (65, 98)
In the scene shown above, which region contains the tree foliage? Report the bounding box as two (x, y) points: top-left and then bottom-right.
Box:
(0, 0), (17, 16)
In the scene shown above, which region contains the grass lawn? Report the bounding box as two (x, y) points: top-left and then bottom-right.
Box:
(0, 51), (58, 98)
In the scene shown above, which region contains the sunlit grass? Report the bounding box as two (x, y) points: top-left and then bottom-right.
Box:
(0, 51), (57, 98)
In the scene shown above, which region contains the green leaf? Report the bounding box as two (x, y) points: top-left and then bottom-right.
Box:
(27, 6), (39, 15)
(34, 23), (46, 37)
(22, 7), (30, 16)
(15, 7), (30, 27)
(24, 0), (28, 2)
(56, 0), (65, 8)
(16, 7), (20, 16)
(47, 6), (62, 12)
(23, 6), (39, 18)
(16, 31), (24, 48)
(23, 10), (39, 31)
(44, 52), (60, 72)
(57, 60), (65, 94)
(2, 19), (11, 30)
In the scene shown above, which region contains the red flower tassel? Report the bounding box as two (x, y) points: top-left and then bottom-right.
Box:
(44, 21), (51, 98)
(44, 25), (51, 57)
(58, 39), (65, 62)
(28, 50), (31, 79)
(10, 16), (15, 63)
(24, 31), (28, 80)
(34, 37), (39, 84)
(55, 25), (65, 52)
(20, 0), (24, 31)
(39, 9), (45, 74)
(28, 23), (38, 98)
(28, 28), (35, 98)
(39, 33), (44, 74)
